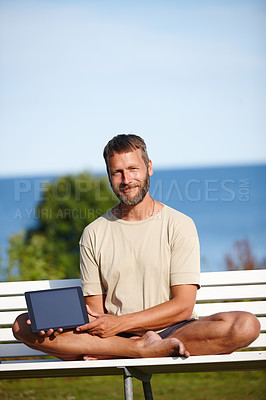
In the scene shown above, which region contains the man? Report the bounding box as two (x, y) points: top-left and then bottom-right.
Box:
(13, 134), (260, 360)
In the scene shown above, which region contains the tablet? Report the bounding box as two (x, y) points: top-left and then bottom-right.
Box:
(25, 286), (89, 332)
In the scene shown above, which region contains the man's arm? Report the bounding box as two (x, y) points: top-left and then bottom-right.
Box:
(77, 284), (197, 337)
(85, 294), (106, 314)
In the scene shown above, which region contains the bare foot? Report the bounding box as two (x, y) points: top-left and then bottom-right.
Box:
(138, 331), (190, 358)
(83, 332), (189, 360)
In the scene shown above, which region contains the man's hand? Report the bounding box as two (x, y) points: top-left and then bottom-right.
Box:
(26, 318), (63, 337)
(76, 305), (121, 338)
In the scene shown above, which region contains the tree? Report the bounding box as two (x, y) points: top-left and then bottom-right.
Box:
(225, 239), (266, 271)
(5, 173), (117, 281)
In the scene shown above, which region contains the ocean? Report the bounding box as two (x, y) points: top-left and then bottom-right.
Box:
(0, 164), (265, 279)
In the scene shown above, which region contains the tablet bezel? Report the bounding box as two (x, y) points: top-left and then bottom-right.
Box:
(25, 286), (89, 332)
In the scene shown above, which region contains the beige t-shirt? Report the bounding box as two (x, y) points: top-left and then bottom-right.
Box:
(80, 204), (200, 317)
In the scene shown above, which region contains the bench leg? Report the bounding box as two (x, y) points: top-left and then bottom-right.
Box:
(142, 380), (154, 400)
(122, 367), (153, 400)
(123, 369), (134, 400)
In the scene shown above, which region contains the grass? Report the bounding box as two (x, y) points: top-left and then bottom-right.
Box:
(1, 371), (265, 400)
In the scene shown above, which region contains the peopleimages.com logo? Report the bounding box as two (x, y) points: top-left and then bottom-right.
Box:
(13, 177), (250, 203)
(150, 178), (250, 202)
(13, 179), (113, 202)
(12, 177), (250, 221)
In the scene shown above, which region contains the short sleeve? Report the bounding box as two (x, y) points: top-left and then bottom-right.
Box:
(80, 244), (105, 296)
(170, 219), (200, 288)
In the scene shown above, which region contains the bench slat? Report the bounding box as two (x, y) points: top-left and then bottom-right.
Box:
(0, 311), (25, 326)
(0, 285), (266, 311)
(258, 317), (266, 331)
(250, 334), (266, 348)
(195, 301), (266, 316)
(200, 270), (266, 286)
(0, 279), (81, 296)
(0, 328), (15, 342)
(1, 301), (265, 326)
(1, 284), (265, 312)
(0, 269), (264, 296)
(0, 297), (27, 311)
(0, 343), (49, 358)
(197, 285), (266, 301)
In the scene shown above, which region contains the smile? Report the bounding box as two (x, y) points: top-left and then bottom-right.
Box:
(121, 186), (138, 193)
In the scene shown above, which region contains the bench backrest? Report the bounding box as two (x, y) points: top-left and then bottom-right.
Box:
(1, 270), (265, 359)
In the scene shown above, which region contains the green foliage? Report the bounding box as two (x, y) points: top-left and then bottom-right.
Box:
(1, 371), (265, 400)
(5, 173), (117, 281)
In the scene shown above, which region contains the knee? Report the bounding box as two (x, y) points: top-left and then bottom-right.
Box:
(237, 312), (260, 343)
(225, 311), (260, 347)
(12, 312), (32, 343)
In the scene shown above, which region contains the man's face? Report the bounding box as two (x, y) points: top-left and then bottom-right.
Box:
(107, 149), (153, 206)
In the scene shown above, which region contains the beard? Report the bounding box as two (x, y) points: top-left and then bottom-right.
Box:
(111, 170), (150, 206)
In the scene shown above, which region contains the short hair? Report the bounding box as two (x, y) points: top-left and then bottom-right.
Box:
(103, 134), (150, 168)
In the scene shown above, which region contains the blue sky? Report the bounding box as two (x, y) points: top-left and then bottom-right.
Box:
(0, 0), (265, 177)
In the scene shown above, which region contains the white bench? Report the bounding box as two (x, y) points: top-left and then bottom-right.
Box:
(1, 269), (266, 399)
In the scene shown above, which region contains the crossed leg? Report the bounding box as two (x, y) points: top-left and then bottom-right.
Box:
(169, 311), (260, 355)
(12, 311), (260, 360)
(12, 313), (189, 360)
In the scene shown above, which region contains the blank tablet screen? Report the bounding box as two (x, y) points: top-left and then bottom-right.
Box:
(25, 286), (89, 332)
